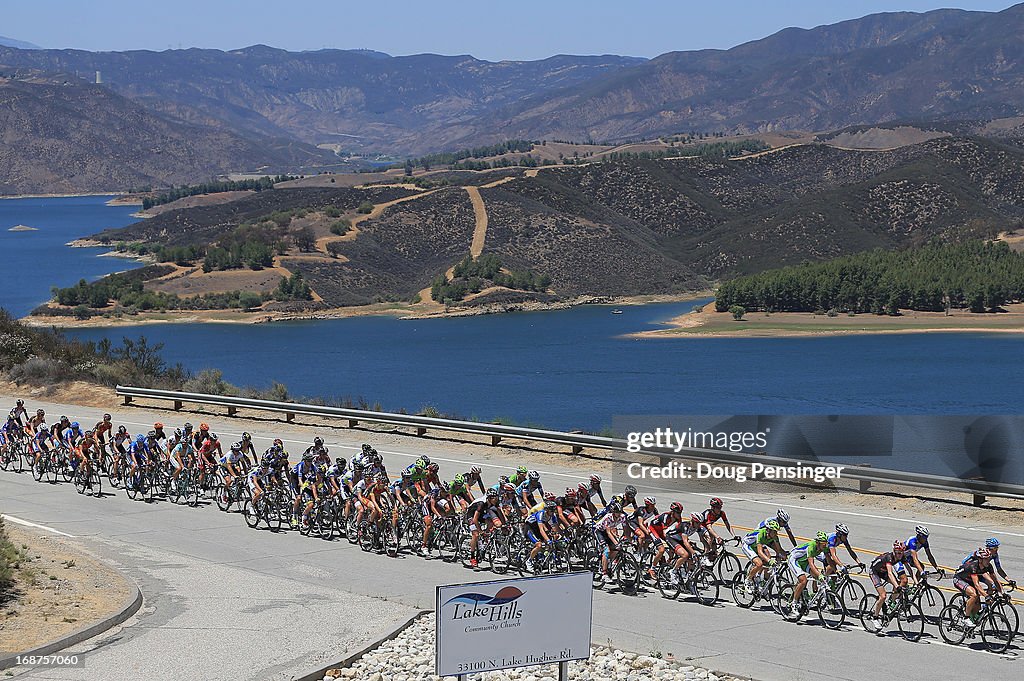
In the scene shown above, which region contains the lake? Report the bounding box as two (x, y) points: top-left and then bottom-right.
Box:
(3, 196), (1024, 441)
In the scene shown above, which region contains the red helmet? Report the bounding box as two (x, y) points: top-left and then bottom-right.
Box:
(154, 422), (164, 429)
(544, 492), (557, 502)
(690, 513), (702, 525)
(565, 488), (577, 499)
(669, 502), (683, 514)
(577, 483), (588, 494)
(710, 497), (723, 508)
(501, 483), (515, 493)
(200, 422), (210, 431)
(589, 474), (601, 486)
(893, 541), (906, 554)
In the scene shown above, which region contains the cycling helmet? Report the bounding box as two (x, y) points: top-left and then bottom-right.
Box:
(302, 452), (313, 462)
(528, 470), (540, 481)
(420, 455), (430, 465)
(766, 520), (781, 531)
(174, 428), (183, 439)
(377, 473), (389, 482)
(545, 500), (556, 510)
(209, 432), (218, 441)
(336, 457), (347, 470)
(643, 496), (656, 506)
(893, 540), (906, 554)
(815, 531), (828, 543)
(441, 481), (452, 493)
(313, 437), (324, 448)
(16, 399), (24, 406)
(608, 502), (622, 514)
(486, 488), (499, 499)
(776, 509), (790, 523)
(85, 430), (94, 437)
(501, 483), (515, 493)
(516, 465), (528, 476)
(414, 458), (426, 469)
(401, 469), (412, 479)
(361, 443), (372, 453)
(470, 466), (481, 475)
(710, 497), (723, 508)
(135, 434), (145, 443)
(669, 502), (683, 514)
(977, 548), (992, 559)
(499, 475), (510, 485)
(60, 415), (68, 423)
(39, 425), (49, 433)
(154, 422), (163, 430)
(565, 488), (577, 500)
(102, 413), (111, 421)
(577, 483), (588, 495)
(273, 438), (283, 447)
(986, 537), (1000, 548)
(36, 408), (44, 415)
(835, 523), (850, 535)
(242, 431), (252, 441)
(544, 492), (557, 502)
(183, 422), (193, 431)
(147, 430), (157, 438)
(624, 484), (637, 496)
(589, 474), (602, 485)
(230, 443), (242, 453)
(453, 473), (466, 485)
(71, 422), (80, 430)
(200, 422), (209, 431)
(690, 513), (703, 525)
(117, 425), (127, 434)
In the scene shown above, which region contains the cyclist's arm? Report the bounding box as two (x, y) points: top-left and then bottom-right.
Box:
(842, 538), (860, 563)
(923, 545), (940, 571)
(785, 526), (797, 546)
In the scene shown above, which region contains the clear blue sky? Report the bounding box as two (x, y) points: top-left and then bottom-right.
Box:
(5, 1), (1018, 60)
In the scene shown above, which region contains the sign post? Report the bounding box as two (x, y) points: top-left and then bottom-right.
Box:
(436, 572), (592, 679)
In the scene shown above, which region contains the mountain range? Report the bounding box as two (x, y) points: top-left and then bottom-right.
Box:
(3, 4), (1024, 193)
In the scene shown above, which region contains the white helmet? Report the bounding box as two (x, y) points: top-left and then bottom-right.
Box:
(776, 509), (790, 523)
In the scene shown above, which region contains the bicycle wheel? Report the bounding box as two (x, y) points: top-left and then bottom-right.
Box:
(716, 551), (743, 586)
(993, 600), (1019, 637)
(818, 590), (846, 630)
(73, 467), (88, 495)
(690, 567), (720, 606)
(896, 600), (925, 642)
(731, 573), (758, 608)
(837, 578), (866, 616)
(615, 552), (640, 594)
(215, 484), (231, 511)
(89, 469), (102, 497)
(916, 584), (946, 627)
(359, 522), (376, 552)
(185, 474), (201, 507)
(776, 582), (801, 621)
(939, 603), (968, 644)
(243, 499), (260, 528)
(858, 594), (881, 632)
(382, 523), (400, 556)
(489, 537), (512, 574)
(0, 449), (10, 472)
(31, 454), (45, 482)
(980, 611), (1014, 654)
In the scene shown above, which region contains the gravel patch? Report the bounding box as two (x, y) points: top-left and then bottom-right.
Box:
(324, 613), (749, 681)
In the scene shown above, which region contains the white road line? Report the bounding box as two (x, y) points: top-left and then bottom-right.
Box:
(1, 513), (76, 537)
(111, 417), (1024, 537)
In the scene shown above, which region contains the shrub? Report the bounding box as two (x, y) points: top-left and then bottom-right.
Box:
(356, 201), (374, 214)
(181, 368), (239, 396)
(324, 206), (341, 218)
(728, 305), (746, 321)
(8, 357), (70, 385)
(329, 219), (351, 236)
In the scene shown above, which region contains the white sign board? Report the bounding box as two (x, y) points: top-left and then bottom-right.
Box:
(435, 572), (592, 677)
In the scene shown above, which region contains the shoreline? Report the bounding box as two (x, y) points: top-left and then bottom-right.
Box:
(634, 301), (1024, 338)
(0, 192), (127, 201)
(19, 292), (710, 329)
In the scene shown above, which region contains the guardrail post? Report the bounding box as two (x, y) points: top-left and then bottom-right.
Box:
(973, 493), (986, 507)
(227, 406), (237, 416)
(348, 419), (358, 428)
(286, 412), (294, 422)
(122, 394), (133, 405)
(173, 399), (182, 411)
(857, 464), (872, 493)
(416, 427), (427, 436)
(491, 435), (501, 446)
(571, 445), (583, 455)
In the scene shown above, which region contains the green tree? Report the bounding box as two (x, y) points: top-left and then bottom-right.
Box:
(729, 305), (746, 321)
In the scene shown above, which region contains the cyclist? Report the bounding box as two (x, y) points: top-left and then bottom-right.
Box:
(0, 414), (21, 458)
(197, 432), (222, 471)
(93, 413), (113, 451)
(169, 433), (195, 486)
(247, 461), (271, 510)
(697, 497), (735, 558)
(110, 425), (131, 479)
(497, 481), (522, 520)
(463, 466), (487, 496)
(953, 547), (1003, 629)
(962, 538), (1015, 587)
(465, 489), (507, 569)
(192, 422), (212, 451)
(556, 487), (582, 528)
(53, 415), (72, 442)
(32, 424), (55, 466)
(663, 512), (704, 584)
(516, 470), (544, 507)
(145, 430), (166, 466)
(578, 475), (608, 517)
(423, 462), (442, 492)
(77, 430), (99, 488)
(594, 502), (627, 580)
(820, 523), (862, 579)
(743, 519), (784, 588)
(389, 469), (417, 538)
(357, 473), (390, 535)
(788, 531), (830, 612)
(759, 509), (797, 547)
(28, 408), (47, 439)
(508, 465), (529, 487)
(290, 452), (320, 528)
(219, 442), (249, 488)
(867, 540), (911, 627)
(595, 485), (639, 519)
(419, 481), (453, 555)
(403, 459), (429, 498)
(524, 496), (559, 572)
(60, 421), (84, 468)
(10, 399), (28, 428)
(236, 432), (257, 467)
(904, 526), (942, 578)
(449, 473), (474, 509)
(127, 434), (151, 490)
(303, 437), (330, 469)
(627, 496), (658, 546)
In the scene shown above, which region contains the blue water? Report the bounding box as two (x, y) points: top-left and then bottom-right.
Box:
(0, 196), (141, 316)
(3, 196), (1024, 435)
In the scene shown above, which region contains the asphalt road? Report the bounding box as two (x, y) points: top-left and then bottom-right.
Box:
(2, 395), (1022, 681)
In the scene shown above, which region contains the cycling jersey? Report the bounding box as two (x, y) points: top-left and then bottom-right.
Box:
(129, 440), (150, 463)
(759, 516), (789, 531)
(906, 535), (929, 553)
(515, 479), (543, 500)
(871, 552), (908, 576)
(449, 480), (468, 498)
(594, 513), (626, 532)
(699, 507), (728, 527)
(744, 527), (776, 547)
(961, 550), (1002, 571)
(954, 557), (991, 582)
(293, 460), (318, 485)
(790, 540), (826, 566)
(403, 463), (426, 483)
(665, 518), (701, 538)
(219, 449), (247, 466)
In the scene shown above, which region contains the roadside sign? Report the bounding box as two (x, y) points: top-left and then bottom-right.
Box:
(435, 572), (592, 678)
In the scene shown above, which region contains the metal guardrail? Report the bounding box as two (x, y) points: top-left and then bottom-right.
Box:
(116, 385), (1024, 505)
